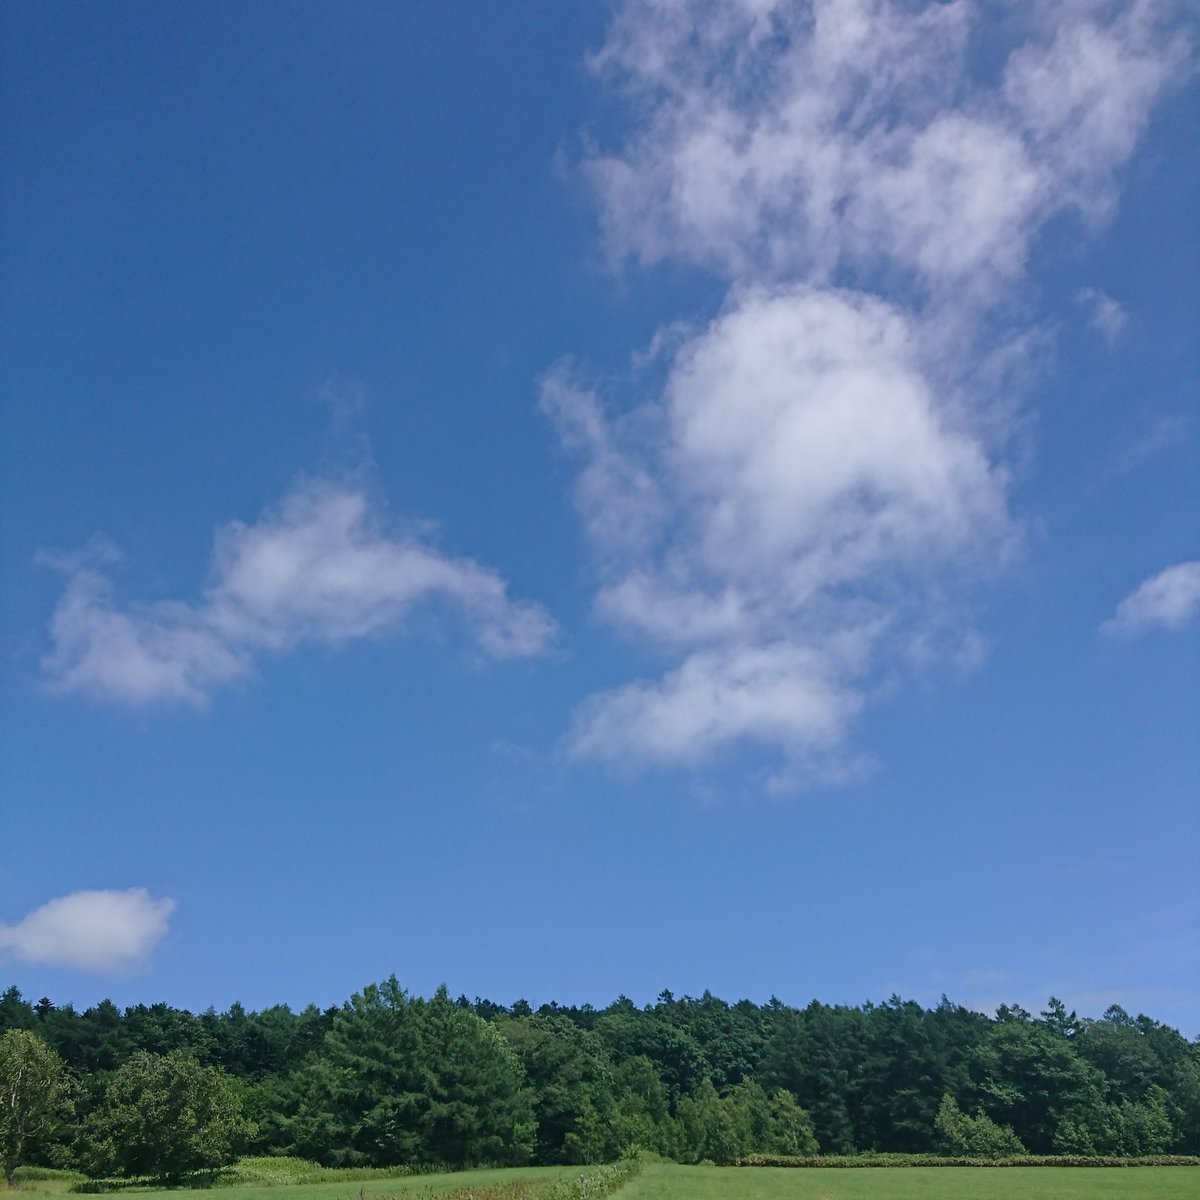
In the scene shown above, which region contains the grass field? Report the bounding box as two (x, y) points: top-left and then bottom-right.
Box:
(0, 1168), (580, 1200)
(621, 1162), (1200, 1199)
(8, 1161), (1200, 1200)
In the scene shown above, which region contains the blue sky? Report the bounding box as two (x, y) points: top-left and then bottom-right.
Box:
(2, 0), (1198, 1036)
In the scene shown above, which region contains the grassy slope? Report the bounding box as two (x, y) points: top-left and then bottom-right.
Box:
(618, 1162), (1200, 1199)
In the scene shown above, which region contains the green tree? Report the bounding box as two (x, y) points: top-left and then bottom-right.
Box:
(0, 991), (36, 1036)
(933, 1093), (1026, 1158)
(420, 986), (534, 1167)
(501, 1012), (621, 1163)
(0, 1030), (72, 1187)
(676, 1079), (745, 1164)
(594, 999), (707, 1101)
(1055, 1084), (1177, 1156)
(973, 1004), (1104, 1153)
(82, 1050), (253, 1180)
(289, 979), (533, 1168)
(610, 1054), (677, 1158)
(759, 1001), (863, 1153)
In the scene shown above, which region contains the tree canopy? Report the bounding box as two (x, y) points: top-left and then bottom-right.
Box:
(1, 983), (1196, 1179)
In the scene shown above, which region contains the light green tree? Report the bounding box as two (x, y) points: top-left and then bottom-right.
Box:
(934, 1092), (1026, 1158)
(0, 1029), (72, 1187)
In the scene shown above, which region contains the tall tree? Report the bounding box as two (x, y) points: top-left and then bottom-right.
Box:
(0, 1030), (72, 1187)
(289, 979), (533, 1169)
(501, 1012), (621, 1163)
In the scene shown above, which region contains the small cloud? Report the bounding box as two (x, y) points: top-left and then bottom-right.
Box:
(35, 534), (122, 575)
(42, 478), (556, 708)
(318, 377), (369, 432)
(1103, 560), (1200, 635)
(1076, 286), (1128, 343)
(0, 889), (175, 972)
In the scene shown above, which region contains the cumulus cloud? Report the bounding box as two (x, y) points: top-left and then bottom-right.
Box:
(1103, 561), (1200, 634)
(550, 0), (1189, 782)
(0, 889), (175, 972)
(547, 287), (1010, 776)
(43, 479), (556, 707)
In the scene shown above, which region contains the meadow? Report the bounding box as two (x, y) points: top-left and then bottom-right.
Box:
(618, 1162), (1200, 1199)
(9, 1160), (1200, 1200)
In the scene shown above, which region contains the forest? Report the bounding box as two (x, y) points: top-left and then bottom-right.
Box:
(2, 981), (1198, 1181)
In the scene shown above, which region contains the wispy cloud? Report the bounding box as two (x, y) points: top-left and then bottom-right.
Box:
(1103, 560), (1200, 635)
(1076, 286), (1128, 342)
(0, 889), (175, 972)
(551, 0), (1189, 784)
(43, 479), (556, 708)
(585, 0), (1186, 301)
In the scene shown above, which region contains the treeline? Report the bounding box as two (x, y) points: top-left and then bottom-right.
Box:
(2, 981), (1198, 1178)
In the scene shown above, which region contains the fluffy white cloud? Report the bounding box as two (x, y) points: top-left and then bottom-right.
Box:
(551, 0), (1188, 781)
(546, 287), (1011, 772)
(586, 0), (1185, 300)
(567, 642), (864, 772)
(1104, 561), (1200, 635)
(0, 890), (175, 972)
(44, 479), (555, 707)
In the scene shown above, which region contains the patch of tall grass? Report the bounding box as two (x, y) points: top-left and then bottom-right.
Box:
(3, 1169), (89, 1196)
(216, 1160), (415, 1187)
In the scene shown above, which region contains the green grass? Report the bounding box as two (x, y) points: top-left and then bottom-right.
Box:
(102, 1168), (577, 1200)
(618, 1161), (1200, 1199)
(4, 1172), (89, 1198)
(9, 1160), (1199, 1200)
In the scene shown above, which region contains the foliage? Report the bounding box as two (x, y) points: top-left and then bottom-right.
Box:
(674, 1079), (818, 1164)
(933, 1093), (1026, 1158)
(500, 1014), (622, 1164)
(288, 980), (534, 1169)
(79, 1051), (253, 1180)
(0, 1031), (72, 1187)
(0, 981), (1196, 1180)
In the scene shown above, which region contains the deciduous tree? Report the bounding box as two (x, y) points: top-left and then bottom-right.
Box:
(0, 1029), (72, 1187)
(81, 1050), (252, 1180)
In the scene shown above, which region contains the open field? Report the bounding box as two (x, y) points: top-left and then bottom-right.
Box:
(621, 1162), (1200, 1199)
(8, 1161), (1200, 1200)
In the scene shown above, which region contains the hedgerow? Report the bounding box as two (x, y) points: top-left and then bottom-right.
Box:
(733, 1154), (1200, 1168)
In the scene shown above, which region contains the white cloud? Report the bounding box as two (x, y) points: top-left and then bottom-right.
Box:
(43, 479), (555, 707)
(567, 642), (865, 771)
(546, 287), (1012, 775)
(585, 0), (1185, 301)
(0, 889), (175, 972)
(550, 0), (1189, 782)
(1076, 286), (1128, 342)
(1103, 561), (1200, 635)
